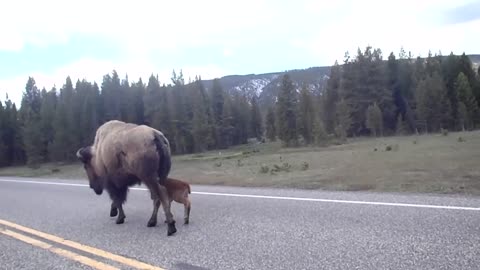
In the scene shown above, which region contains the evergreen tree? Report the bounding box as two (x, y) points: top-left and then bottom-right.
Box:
(101, 70), (122, 121)
(339, 46), (394, 135)
(276, 74), (298, 147)
(129, 79), (145, 125)
(191, 78), (213, 152)
(79, 81), (101, 145)
(415, 72), (452, 132)
(219, 93), (234, 148)
(144, 75), (174, 147)
(50, 77), (76, 161)
(265, 106), (276, 141)
(19, 77), (44, 165)
(395, 114), (408, 135)
(3, 98), (24, 165)
(312, 114), (327, 145)
(250, 95), (263, 140)
(170, 70), (193, 154)
(210, 78), (225, 148)
(454, 72), (479, 129)
(231, 92), (250, 145)
(323, 61), (341, 134)
(0, 101), (7, 166)
(335, 98), (351, 140)
(298, 84), (315, 144)
(457, 102), (468, 131)
(366, 102), (383, 137)
(39, 87), (57, 160)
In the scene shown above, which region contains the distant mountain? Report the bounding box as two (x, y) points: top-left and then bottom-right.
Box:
(200, 66), (331, 114)
(198, 54), (480, 115)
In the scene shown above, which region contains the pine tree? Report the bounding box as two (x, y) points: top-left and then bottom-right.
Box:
(210, 78), (225, 148)
(312, 115), (327, 145)
(231, 92), (250, 145)
(335, 98), (351, 140)
(298, 84), (315, 144)
(170, 70), (194, 154)
(219, 93), (234, 148)
(250, 95), (263, 140)
(50, 77), (77, 161)
(323, 61), (341, 134)
(415, 72), (452, 132)
(119, 74), (130, 122)
(19, 77), (44, 165)
(0, 101), (7, 166)
(442, 52), (461, 128)
(395, 114), (408, 135)
(3, 98), (24, 165)
(457, 102), (468, 131)
(339, 46), (393, 135)
(39, 87), (57, 160)
(265, 106), (276, 141)
(191, 78), (213, 152)
(366, 102), (383, 137)
(144, 75), (174, 147)
(129, 79), (145, 125)
(454, 72), (479, 129)
(79, 81), (101, 145)
(276, 74), (298, 147)
(101, 70), (122, 121)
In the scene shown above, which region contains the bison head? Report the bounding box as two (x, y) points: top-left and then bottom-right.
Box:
(76, 146), (103, 195)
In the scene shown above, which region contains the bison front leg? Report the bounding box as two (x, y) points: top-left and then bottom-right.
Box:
(115, 203), (126, 224)
(110, 202), (118, 217)
(106, 183), (127, 224)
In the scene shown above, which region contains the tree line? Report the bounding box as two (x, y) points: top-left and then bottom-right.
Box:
(269, 47), (480, 147)
(1, 46), (479, 167)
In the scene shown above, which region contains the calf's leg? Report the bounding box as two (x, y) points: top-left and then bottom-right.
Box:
(184, 196), (191, 225)
(158, 183), (177, 235)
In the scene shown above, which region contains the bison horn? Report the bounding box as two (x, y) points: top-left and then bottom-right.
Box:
(76, 148), (83, 159)
(76, 147), (92, 162)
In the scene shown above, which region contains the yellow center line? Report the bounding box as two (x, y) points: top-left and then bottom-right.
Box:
(1, 229), (120, 270)
(0, 219), (166, 270)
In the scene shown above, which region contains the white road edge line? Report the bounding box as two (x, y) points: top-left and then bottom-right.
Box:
(1, 178), (479, 211)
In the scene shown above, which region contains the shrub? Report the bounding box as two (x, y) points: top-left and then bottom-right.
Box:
(259, 164), (269, 173)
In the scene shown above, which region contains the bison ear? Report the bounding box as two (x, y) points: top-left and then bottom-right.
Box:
(76, 147), (92, 163)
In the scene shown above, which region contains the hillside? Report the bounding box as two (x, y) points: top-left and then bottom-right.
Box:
(198, 54), (480, 114)
(200, 66), (331, 115)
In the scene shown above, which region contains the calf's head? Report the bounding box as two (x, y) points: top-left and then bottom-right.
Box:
(76, 146), (103, 195)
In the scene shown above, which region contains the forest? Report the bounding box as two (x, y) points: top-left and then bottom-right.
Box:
(1, 46), (479, 167)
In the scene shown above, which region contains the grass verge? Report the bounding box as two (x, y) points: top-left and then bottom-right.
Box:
(1, 131), (479, 196)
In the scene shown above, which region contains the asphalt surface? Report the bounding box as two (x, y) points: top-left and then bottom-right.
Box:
(0, 177), (479, 270)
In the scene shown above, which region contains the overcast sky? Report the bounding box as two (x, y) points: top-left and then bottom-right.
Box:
(1, 0), (479, 105)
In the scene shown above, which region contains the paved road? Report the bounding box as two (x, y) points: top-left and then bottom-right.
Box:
(0, 177), (479, 270)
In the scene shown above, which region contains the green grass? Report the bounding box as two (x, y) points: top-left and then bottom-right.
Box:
(1, 130), (480, 196)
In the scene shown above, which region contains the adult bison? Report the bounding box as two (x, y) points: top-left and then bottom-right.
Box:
(76, 120), (177, 236)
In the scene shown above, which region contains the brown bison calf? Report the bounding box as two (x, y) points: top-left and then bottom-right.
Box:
(111, 177), (192, 224)
(165, 177), (192, 224)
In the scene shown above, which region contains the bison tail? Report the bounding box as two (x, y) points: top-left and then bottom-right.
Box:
(187, 184), (191, 194)
(153, 131), (172, 183)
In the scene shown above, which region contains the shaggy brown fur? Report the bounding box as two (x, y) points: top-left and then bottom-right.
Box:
(164, 177), (192, 224)
(76, 120), (177, 236)
(111, 177), (192, 224)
